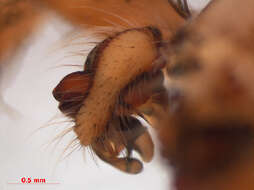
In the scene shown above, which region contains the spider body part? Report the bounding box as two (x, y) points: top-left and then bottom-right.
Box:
(53, 27), (163, 173)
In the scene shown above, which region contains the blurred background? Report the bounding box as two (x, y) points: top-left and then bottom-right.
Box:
(0, 1), (210, 190)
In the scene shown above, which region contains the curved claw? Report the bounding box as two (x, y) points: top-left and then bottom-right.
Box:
(91, 135), (143, 174)
(117, 116), (154, 163)
(109, 158), (143, 174)
(97, 152), (143, 174)
(132, 130), (154, 163)
(91, 116), (154, 174)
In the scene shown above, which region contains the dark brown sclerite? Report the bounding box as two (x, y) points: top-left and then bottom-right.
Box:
(117, 70), (164, 115)
(52, 36), (113, 117)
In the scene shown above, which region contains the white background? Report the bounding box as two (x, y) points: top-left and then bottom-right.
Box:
(0, 1), (210, 190)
